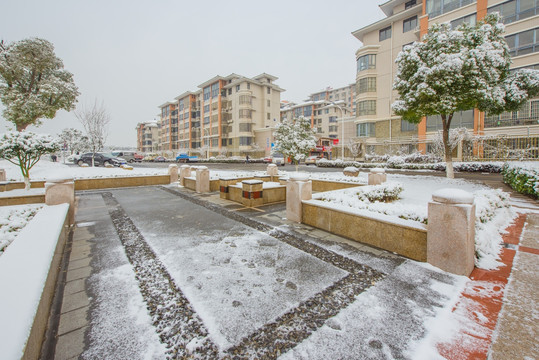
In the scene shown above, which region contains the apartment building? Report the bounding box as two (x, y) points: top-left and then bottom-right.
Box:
(158, 73), (283, 157)
(306, 84), (357, 116)
(135, 121), (159, 153)
(352, 0), (539, 159)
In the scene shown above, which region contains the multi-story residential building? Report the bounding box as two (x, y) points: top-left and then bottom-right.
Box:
(352, 0), (539, 159)
(158, 73), (283, 157)
(136, 121), (159, 153)
(306, 84), (357, 116)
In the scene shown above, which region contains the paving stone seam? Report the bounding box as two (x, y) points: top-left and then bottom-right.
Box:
(93, 189), (385, 359)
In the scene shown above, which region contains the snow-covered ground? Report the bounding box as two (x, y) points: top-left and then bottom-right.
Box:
(0, 204), (43, 255)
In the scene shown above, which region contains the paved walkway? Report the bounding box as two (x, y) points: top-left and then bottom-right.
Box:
(46, 184), (538, 359)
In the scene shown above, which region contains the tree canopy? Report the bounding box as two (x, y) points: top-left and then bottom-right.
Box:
(392, 13), (539, 178)
(0, 131), (59, 189)
(0, 37), (79, 131)
(273, 117), (316, 171)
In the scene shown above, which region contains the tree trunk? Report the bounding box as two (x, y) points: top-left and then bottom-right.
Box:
(23, 176), (31, 190)
(16, 123), (29, 132)
(441, 114), (454, 179)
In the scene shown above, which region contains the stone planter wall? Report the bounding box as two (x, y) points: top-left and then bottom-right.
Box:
(302, 200), (428, 261)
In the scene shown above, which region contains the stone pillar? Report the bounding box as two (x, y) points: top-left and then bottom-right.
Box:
(179, 165), (191, 186)
(45, 177), (75, 225)
(286, 173), (312, 223)
(220, 178), (237, 199)
(368, 168), (387, 185)
(267, 164), (278, 182)
(0, 169), (6, 181)
(242, 180), (264, 207)
(427, 189), (476, 276)
(168, 164), (178, 183)
(195, 166), (210, 193)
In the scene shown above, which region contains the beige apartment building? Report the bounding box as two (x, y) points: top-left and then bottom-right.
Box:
(352, 0), (539, 159)
(158, 73), (283, 157)
(135, 121), (159, 154)
(307, 84), (357, 117)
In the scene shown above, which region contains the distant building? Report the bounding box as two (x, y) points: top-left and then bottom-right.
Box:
(136, 121), (159, 153)
(352, 0), (538, 158)
(306, 84), (356, 117)
(157, 73), (284, 157)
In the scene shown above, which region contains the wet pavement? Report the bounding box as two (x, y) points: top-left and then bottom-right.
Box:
(45, 182), (538, 359)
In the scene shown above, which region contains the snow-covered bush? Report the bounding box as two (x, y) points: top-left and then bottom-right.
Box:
(0, 205), (43, 255)
(0, 132), (60, 189)
(273, 116), (317, 171)
(356, 182), (403, 203)
(502, 162), (539, 198)
(387, 156), (405, 168)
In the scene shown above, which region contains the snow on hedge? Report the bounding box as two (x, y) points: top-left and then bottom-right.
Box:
(312, 175), (515, 269)
(502, 161), (539, 198)
(0, 204), (44, 255)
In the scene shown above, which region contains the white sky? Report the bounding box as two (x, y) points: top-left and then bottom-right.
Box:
(0, 0), (384, 147)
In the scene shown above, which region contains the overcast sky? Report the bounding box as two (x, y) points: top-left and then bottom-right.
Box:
(1, 0), (384, 147)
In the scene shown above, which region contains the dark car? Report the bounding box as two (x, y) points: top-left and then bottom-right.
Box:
(77, 153), (126, 167)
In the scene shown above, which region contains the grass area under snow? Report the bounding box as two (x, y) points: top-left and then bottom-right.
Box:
(0, 204), (44, 255)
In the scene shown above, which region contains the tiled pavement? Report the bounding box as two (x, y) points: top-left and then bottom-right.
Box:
(48, 186), (539, 359)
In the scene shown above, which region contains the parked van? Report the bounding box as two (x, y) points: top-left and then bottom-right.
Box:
(111, 151), (142, 163)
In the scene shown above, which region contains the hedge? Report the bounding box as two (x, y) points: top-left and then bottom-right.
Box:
(502, 163), (539, 199)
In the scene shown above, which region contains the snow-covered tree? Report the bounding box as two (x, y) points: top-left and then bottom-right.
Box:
(75, 100), (110, 166)
(392, 13), (539, 178)
(0, 132), (59, 190)
(430, 127), (472, 158)
(0, 38), (79, 131)
(273, 116), (317, 172)
(58, 128), (90, 154)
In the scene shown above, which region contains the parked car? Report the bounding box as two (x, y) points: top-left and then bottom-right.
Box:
(111, 151), (142, 163)
(263, 157), (273, 164)
(175, 153), (199, 163)
(272, 156), (286, 166)
(66, 154), (80, 163)
(154, 156), (167, 162)
(77, 153), (126, 167)
(143, 153), (159, 161)
(304, 155), (319, 165)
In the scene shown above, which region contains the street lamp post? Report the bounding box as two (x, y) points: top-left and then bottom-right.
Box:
(321, 101), (345, 160)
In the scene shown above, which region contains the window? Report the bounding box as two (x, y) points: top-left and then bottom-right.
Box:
(228, 88), (232, 95)
(239, 137), (252, 146)
(405, 0), (417, 9)
(329, 116), (338, 123)
(204, 105), (210, 113)
(488, 0), (539, 24)
(379, 26), (392, 42)
(247, 83), (251, 90)
(401, 120), (417, 132)
(303, 106), (312, 117)
(485, 100), (539, 127)
(426, 0), (473, 18)
(239, 123), (252, 132)
(236, 85), (240, 92)
(239, 109), (252, 118)
(179, 99), (185, 111)
(357, 54), (376, 72)
(357, 100), (376, 116)
(239, 95), (251, 105)
(357, 123), (375, 137)
(357, 77), (377, 93)
(267, 113), (271, 120)
(403, 15), (418, 33)
(329, 125), (338, 132)
(267, 87), (271, 94)
(451, 13), (476, 28)
(506, 28), (539, 56)
(267, 100), (270, 107)
(426, 110), (474, 131)
(203, 116), (210, 125)
(211, 83), (219, 98)
(203, 86), (210, 101)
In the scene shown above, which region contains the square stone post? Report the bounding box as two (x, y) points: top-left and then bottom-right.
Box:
(220, 177), (237, 199)
(368, 168), (387, 185)
(195, 166), (210, 193)
(168, 164), (178, 183)
(267, 164), (279, 182)
(0, 169), (6, 181)
(242, 180), (263, 207)
(179, 165), (191, 186)
(45, 177), (75, 225)
(427, 189), (476, 276)
(286, 173), (312, 223)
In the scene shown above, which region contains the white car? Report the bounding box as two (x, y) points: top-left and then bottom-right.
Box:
(66, 154), (80, 163)
(272, 156), (286, 166)
(304, 156), (319, 165)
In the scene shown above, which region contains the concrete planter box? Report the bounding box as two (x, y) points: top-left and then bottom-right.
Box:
(0, 204), (70, 359)
(0, 181), (46, 192)
(184, 177), (220, 192)
(228, 183), (286, 206)
(74, 175), (170, 190)
(302, 200), (427, 261)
